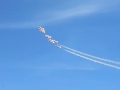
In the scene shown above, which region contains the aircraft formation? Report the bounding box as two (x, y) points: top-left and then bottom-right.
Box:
(37, 26), (120, 70)
(38, 26), (61, 48)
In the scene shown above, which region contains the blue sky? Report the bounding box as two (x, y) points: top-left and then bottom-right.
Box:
(0, 0), (120, 90)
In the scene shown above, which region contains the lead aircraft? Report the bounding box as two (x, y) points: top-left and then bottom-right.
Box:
(38, 26), (45, 33)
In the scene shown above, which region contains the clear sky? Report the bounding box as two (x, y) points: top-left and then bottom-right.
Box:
(0, 0), (120, 90)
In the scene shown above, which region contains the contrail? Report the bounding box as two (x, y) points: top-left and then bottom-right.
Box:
(60, 45), (120, 65)
(64, 49), (120, 70)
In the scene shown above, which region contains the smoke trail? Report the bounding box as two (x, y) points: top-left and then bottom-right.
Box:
(64, 49), (120, 70)
(60, 45), (120, 65)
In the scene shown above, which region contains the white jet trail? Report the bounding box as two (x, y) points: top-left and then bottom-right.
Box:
(60, 45), (120, 65)
(64, 49), (120, 70)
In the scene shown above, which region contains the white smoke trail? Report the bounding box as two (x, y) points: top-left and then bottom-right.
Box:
(60, 45), (120, 65)
(64, 49), (120, 70)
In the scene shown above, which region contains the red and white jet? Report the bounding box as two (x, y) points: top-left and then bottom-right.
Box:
(45, 35), (52, 39)
(55, 45), (62, 48)
(52, 40), (58, 43)
(48, 39), (55, 43)
(48, 39), (58, 43)
(38, 26), (45, 33)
